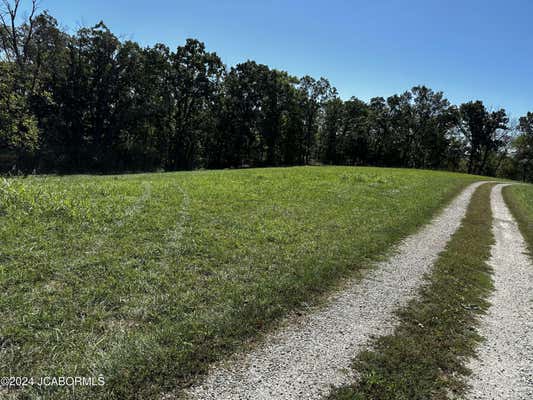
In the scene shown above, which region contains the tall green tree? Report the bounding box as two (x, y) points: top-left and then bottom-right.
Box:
(259, 69), (298, 165)
(338, 97), (369, 165)
(0, 0), (41, 169)
(409, 86), (458, 168)
(386, 91), (413, 166)
(168, 39), (224, 169)
(0, 62), (39, 168)
(459, 101), (508, 175)
(279, 83), (305, 165)
(514, 112), (533, 181)
(220, 61), (265, 166)
(298, 76), (336, 163)
(320, 97), (344, 164)
(367, 97), (393, 166)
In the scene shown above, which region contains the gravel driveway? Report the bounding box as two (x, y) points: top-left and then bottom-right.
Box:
(466, 184), (533, 400)
(183, 182), (484, 400)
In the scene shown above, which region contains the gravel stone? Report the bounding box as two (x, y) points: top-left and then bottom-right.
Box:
(466, 184), (533, 400)
(184, 182), (485, 400)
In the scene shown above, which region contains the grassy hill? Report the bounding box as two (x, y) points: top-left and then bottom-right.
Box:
(0, 166), (483, 399)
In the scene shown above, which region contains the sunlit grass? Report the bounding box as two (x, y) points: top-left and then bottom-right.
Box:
(0, 166), (482, 399)
(503, 184), (533, 255)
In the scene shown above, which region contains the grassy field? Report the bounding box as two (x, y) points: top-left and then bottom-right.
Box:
(0, 166), (482, 399)
(503, 184), (533, 255)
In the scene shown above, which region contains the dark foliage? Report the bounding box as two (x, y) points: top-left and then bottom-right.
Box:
(0, 1), (529, 179)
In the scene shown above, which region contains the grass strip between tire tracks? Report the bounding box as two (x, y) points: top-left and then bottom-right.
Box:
(328, 182), (496, 400)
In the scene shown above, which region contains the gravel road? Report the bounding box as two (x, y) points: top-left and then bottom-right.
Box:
(183, 182), (485, 400)
(466, 184), (533, 400)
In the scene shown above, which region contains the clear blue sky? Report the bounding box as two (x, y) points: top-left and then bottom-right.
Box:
(41, 0), (532, 118)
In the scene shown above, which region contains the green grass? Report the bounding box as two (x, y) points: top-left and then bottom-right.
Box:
(328, 182), (495, 400)
(502, 184), (533, 256)
(0, 166), (482, 399)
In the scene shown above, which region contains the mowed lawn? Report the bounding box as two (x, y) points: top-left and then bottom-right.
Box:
(0, 166), (480, 399)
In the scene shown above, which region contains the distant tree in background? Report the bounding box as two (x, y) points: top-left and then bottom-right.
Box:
(0, 62), (39, 168)
(514, 113), (533, 181)
(218, 60), (270, 167)
(366, 97), (393, 165)
(320, 96), (343, 164)
(0, 0), (40, 169)
(0, 0), (530, 181)
(337, 97), (369, 165)
(298, 76), (336, 164)
(459, 101), (509, 175)
(167, 39), (224, 170)
(409, 86), (458, 169)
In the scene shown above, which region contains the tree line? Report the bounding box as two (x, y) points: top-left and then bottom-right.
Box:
(1, 1), (532, 181)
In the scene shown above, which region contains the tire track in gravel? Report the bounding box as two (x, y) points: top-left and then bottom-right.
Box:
(182, 181), (486, 400)
(467, 184), (533, 400)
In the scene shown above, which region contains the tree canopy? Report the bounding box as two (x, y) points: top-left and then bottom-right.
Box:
(0, 0), (530, 181)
